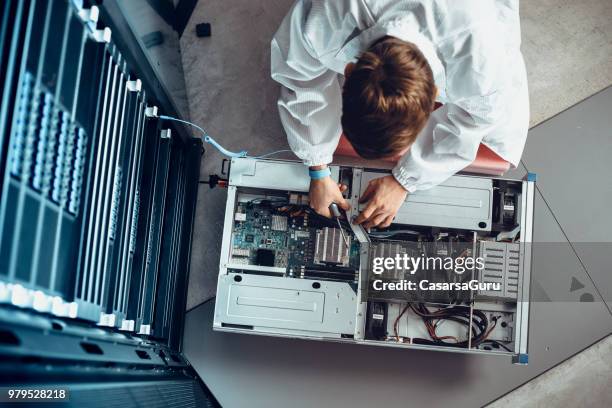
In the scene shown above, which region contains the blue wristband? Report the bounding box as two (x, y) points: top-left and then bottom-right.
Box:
(309, 167), (331, 180)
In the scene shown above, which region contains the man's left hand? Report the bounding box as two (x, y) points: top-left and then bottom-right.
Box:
(355, 175), (408, 229)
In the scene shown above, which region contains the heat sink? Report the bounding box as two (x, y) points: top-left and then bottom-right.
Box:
(314, 227), (350, 266)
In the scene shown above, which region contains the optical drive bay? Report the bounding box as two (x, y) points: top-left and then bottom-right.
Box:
(213, 158), (535, 364)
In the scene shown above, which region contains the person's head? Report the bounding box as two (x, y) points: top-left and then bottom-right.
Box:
(341, 36), (436, 159)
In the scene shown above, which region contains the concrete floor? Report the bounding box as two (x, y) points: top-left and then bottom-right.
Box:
(489, 334), (612, 407)
(522, 0), (612, 126)
(180, 0), (294, 310)
(178, 0), (612, 406)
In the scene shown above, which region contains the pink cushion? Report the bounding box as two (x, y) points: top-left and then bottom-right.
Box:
(334, 134), (510, 176)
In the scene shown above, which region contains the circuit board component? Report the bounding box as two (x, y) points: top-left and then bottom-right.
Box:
(229, 201), (359, 283)
(314, 227), (351, 266)
(271, 215), (287, 231)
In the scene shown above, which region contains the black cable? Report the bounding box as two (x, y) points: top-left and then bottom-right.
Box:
(410, 303), (489, 347)
(481, 339), (513, 352)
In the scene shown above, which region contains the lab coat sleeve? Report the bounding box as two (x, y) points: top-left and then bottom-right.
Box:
(392, 103), (485, 193)
(392, 25), (514, 192)
(271, 2), (342, 166)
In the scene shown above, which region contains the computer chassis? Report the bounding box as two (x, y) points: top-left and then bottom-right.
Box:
(213, 158), (535, 364)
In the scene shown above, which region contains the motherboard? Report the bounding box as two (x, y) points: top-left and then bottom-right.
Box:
(228, 198), (360, 284)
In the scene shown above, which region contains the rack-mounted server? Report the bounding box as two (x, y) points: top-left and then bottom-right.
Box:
(0, 1), (217, 405)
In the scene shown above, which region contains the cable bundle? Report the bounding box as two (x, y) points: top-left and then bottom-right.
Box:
(393, 303), (498, 349)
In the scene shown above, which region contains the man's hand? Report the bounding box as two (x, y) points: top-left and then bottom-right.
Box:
(355, 175), (408, 229)
(309, 170), (350, 218)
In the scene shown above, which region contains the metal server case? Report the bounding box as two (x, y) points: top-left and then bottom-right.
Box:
(0, 1), (218, 406)
(213, 158), (535, 364)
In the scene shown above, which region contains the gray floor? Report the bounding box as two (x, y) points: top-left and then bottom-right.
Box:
(489, 334), (612, 408)
(178, 1), (612, 407)
(180, 0), (295, 309)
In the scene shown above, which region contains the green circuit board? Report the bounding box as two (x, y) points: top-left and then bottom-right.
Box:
(229, 201), (360, 281)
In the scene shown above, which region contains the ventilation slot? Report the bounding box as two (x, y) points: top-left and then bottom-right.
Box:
(80, 342), (104, 355)
(0, 330), (20, 346)
(478, 241), (521, 300)
(135, 350), (151, 360)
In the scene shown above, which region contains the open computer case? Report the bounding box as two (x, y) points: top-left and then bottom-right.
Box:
(213, 158), (534, 362)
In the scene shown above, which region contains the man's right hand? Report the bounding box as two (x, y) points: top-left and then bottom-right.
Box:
(309, 168), (350, 218)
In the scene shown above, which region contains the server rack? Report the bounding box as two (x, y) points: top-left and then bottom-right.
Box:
(0, 1), (217, 405)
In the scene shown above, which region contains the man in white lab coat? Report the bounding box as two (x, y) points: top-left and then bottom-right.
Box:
(271, 0), (529, 228)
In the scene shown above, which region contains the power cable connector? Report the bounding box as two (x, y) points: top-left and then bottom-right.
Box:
(200, 174), (227, 189)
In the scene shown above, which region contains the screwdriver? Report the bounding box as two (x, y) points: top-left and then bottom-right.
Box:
(329, 203), (350, 248)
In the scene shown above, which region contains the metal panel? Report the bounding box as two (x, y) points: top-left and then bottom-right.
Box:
(229, 157), (340, 192)
(76, 45), (120, 320)
(167, 139), (201, 349)
(228, 284), (325, 323)
(154, 146), (185, 340)
(513, 178), (536, 361)
(126, 115), (161, 326)
(0, 307), (220, 407)
(358, 171), (493, 231)
(138, 132), (172, 335)
(73, 39), (112, 317)
(215, 274), (356, 336)
(94, 63), (129, 312)
(101, 81), (142, 326)
(478, 241), (521, 299)
(115, 94), (147, 320)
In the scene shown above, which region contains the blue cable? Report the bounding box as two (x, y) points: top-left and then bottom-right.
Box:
(159, 115), (292, 159)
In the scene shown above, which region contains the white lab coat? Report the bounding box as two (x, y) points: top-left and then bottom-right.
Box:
(271, 0), (529, 192)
